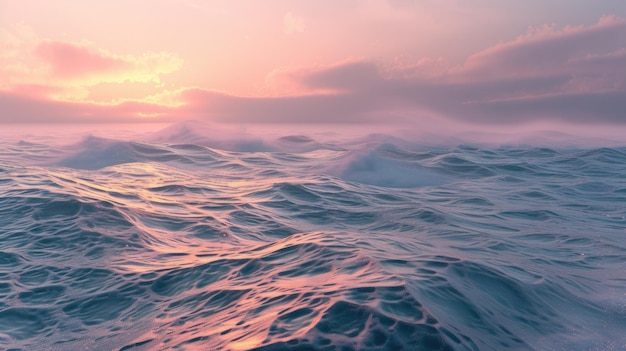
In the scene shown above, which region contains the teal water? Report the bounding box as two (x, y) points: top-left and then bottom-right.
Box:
(0, 124), (625, 350)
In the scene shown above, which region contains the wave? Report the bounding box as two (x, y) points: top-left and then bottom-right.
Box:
(1, 123), (625, 350)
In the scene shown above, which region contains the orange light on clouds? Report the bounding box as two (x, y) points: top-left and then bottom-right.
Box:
(0, 24), (183, 103)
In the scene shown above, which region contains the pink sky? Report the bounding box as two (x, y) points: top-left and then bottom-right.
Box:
(1, 0), (626, 126)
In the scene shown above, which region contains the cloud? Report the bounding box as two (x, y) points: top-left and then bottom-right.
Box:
(36, 41), (127, 77)
(1, 16), (625, 125)
(176, 88), (381, 123)
(467, 91), (626, 124)
(254, 15), (626, 125)
(457, 15), (626, 80)
(35, 41), (182, 85)
(0, 25), (182, 101)
(283, 12), (305, 35)
(264, 60), (381, 95)
(299, 61), (382, 92)
(0, 91), (176, 124)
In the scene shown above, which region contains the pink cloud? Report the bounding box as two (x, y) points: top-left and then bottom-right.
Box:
(0, 26), (183, 103)
(31, 40), (182, 86)
(459, 16), (626, 79)
(35, 41), (129, 77)
(2, 16), (626, 126)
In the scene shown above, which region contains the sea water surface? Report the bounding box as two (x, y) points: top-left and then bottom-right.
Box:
(0, 122), (624, 351)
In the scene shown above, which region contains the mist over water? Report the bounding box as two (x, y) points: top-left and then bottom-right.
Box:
(1, 121), (625, 351)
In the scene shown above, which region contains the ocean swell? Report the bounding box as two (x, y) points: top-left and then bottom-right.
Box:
(0, 124), (625, 350)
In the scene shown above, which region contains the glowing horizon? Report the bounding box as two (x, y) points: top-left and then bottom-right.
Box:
(1, 1), (626, 127)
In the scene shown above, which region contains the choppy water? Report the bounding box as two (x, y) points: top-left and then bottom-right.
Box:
(0, 123), (625, 351)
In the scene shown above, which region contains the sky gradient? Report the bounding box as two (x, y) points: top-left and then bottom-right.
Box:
(1, 0), (626, 126)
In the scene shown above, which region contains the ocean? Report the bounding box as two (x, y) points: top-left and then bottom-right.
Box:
(0, 122), (624, 351)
